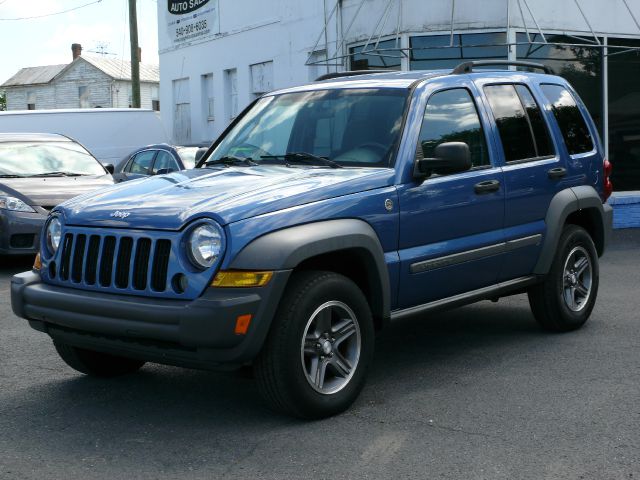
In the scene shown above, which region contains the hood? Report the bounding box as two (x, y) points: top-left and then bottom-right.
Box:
(0, 175), (114, 208)
(58, 166), (394, 229)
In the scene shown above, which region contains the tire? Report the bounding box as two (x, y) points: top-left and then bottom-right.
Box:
(254, 271), (375, 419)
(54, 342), (146, 377)
(528, 225), (599, 332)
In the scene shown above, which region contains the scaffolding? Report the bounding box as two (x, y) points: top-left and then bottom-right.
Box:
(306, 0), (640, 69)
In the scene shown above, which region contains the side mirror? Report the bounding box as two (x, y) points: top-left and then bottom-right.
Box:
(104, 163), (115, 174)
(414, 142), (472, 179)
(195, 147), (208, 163)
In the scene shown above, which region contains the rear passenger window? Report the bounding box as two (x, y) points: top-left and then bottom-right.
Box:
(541, 84), (594, 155)
(418, 88), (490, 169)
(484, 84), (537, 162)
(514, 85), (554, 157)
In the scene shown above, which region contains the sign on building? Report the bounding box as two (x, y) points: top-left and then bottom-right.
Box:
(161, 0), (220, 50)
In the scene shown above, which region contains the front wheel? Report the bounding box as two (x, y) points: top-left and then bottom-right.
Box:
(528, 225), (599, 332)
(254, 271), (374, 419)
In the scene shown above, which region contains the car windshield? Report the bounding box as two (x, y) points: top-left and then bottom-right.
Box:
(0, 141), (105, 177)
(207, 88), (409, 168)
(175, 146), (201, 169)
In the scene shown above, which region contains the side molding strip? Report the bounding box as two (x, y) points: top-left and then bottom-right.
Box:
(409, 234), (542, 274)
(390, 275), (539, 321)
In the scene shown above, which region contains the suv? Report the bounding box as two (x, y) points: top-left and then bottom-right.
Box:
(11, 61), (613, 419)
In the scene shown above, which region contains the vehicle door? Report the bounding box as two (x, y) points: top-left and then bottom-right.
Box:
(117, 150), (157, 182)
(396, 81), (505, 308)
(476, 79), (584, 281)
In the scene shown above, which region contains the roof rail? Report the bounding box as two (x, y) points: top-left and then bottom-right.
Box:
(451, 60), (555, 75)
(314, 70), (390, 81)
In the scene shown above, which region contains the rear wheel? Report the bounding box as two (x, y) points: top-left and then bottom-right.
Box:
(528, 225), (599, 332)
(254, 271), (374, 419)
(54, 342), (145, 377)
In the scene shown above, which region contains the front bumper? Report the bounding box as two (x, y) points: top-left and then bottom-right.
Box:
(0, 210), (46, 255)
(11, 270), (291, 368)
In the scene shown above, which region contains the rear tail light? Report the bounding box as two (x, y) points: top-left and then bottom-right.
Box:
(603, 158), (613, 202)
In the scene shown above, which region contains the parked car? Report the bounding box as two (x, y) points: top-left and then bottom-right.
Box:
(113, 143), (209, 182)
(0, 109), (169, 166)
(0, 133), (114, 255)
(11, 62), (613, 419)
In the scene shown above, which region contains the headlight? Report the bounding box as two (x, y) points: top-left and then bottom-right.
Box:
(46, 217), (62, 255)
(187, 223), (223, 269)
(0, 195), (35, 213)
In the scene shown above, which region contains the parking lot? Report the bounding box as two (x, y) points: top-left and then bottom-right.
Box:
(0, 230), (638, 479)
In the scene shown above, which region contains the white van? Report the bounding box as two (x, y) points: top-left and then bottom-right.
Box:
(0, 108), (169, 166)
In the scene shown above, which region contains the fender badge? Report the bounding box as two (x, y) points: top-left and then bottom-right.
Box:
(110, 210), (130, 219)
(384, 199), (394, 211)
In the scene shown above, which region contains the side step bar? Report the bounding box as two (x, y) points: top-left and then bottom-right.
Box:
(390, 276), (540, 322)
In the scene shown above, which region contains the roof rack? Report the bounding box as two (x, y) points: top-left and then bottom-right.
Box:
(451, 60), (555, 75)
(314, 70), (389, 81)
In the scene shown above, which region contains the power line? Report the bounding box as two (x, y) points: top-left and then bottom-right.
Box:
(0, 0), (103, 21)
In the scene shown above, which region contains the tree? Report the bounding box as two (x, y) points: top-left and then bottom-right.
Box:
(0, 91), (5, 111)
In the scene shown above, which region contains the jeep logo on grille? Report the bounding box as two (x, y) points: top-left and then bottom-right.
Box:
(110, 210), (130, 219)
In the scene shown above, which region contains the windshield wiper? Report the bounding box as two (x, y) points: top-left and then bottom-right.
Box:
(204, 156), (258, 167)
(29, 171), (86, 177)
(0, 174), (25, 178)
(260, 152), (342, 169)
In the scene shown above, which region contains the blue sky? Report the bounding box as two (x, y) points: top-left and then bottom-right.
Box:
(0, 0), (159, 84)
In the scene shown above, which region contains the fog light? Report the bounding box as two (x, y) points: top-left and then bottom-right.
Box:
(211, 271), (273, 288)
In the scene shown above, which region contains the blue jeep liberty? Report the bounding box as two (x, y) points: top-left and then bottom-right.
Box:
(11, 61), (613, 418)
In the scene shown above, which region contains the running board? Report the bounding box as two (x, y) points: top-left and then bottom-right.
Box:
(390, 276), (540, 322)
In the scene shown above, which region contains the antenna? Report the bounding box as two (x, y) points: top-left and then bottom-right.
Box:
(87, 41), (117, 56)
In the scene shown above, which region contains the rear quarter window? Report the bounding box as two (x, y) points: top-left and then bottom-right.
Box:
(540, 84), (594, 155)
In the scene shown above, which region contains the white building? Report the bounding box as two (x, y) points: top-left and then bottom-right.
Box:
(2, 44), (160, 111)
(157, 0), (640, 190)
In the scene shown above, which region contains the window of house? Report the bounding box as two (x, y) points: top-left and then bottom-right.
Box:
(350, 38), (402, 70)
(250, 61), (274, 99)
(484, 84), (538, 162)
(417, 88), (490, 168)
(202, 73), (214, 120)
(79, 86), (90, 108)
(27, 92), (36, 110)
(541, 84), (594, 155)
(409, 32), (507, 70)
(150, 85), (160, 111)
(224, 68), (238, 120)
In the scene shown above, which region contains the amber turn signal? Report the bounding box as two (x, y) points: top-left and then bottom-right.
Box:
(33, 252), (42, 271)
(211, 270), (273, 288)
(234, 314), (252, 335)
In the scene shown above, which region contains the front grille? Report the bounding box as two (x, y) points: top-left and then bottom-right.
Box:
(57, 232), (172, 292)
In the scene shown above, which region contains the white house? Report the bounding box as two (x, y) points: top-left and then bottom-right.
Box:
(157, 0), (640, 191)
(2, 44), (160, 111)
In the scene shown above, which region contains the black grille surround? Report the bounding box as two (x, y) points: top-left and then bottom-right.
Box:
(40, 225), (218, 300)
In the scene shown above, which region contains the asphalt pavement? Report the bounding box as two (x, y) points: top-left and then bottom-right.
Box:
(1, 230), (639, 479)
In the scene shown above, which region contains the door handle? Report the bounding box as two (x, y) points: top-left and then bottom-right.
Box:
(547, 167), (567, 179)
(474, 179), (501, 194)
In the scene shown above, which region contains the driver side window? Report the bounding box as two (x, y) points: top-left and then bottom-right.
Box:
(417, 88), (490, 168)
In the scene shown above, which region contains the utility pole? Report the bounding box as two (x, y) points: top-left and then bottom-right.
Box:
(128, 0), (141, 108)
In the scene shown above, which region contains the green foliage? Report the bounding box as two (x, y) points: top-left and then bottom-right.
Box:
(0, 91), (5, 111)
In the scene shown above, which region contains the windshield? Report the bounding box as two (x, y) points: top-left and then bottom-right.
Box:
(0, 141), (106, 177)
(208, 88), (409, 167)
(175, 146), (201, 169)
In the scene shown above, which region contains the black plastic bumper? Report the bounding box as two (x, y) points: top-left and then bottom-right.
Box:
(11, 270), (291, 369)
